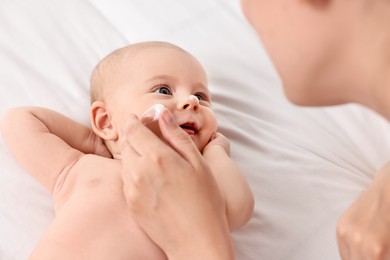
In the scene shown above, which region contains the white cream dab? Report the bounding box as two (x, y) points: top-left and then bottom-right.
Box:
(140, 104), (165, 125)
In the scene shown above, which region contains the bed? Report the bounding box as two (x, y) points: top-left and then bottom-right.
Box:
(1, 0), (390, 259)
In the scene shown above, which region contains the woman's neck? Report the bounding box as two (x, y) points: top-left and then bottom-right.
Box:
(352, 4), (390, 121)
(369, 72), (390, 121)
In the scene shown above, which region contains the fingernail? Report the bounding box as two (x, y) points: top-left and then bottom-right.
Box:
(162, 109), (175, 125)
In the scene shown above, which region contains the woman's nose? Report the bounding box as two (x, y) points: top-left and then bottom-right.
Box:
(178, 95), (199, 111)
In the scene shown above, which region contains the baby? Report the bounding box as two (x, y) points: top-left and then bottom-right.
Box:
(1, 41), (254, 259)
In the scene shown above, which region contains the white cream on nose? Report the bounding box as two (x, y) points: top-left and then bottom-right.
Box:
(188, 95), (199, 105)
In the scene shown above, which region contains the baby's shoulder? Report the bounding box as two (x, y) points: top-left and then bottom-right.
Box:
(72, 153), (119, 170)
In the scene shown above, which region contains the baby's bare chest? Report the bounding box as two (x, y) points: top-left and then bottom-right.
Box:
(54, 155), (125, 209)
(54, 155), (130, 225)
(46, 155), (166, 259)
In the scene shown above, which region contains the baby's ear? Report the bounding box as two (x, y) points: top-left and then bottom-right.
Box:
(90, 101), (118, 141)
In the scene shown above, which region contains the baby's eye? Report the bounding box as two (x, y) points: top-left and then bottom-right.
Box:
(155, 85), (172, 95)
(194, 93), (208, 102)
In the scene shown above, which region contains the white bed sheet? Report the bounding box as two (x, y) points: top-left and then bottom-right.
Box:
(1, 1), (390, 259)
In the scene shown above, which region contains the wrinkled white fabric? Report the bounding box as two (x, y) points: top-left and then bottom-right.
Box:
(1, 1), (390, 259)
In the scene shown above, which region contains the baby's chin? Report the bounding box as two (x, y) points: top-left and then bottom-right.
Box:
(193, 135), (208, 153)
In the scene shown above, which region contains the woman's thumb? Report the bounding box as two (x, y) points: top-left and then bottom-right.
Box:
(158, 108), (201, 163)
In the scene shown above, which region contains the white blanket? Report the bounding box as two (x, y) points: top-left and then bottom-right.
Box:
(1, 0), (390, 259)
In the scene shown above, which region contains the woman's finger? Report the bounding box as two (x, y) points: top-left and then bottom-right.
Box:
(158, 108), (203, 166)
(121, 113), (168, 157)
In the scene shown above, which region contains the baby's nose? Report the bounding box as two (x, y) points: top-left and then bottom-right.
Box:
(179, 95), (199, 111)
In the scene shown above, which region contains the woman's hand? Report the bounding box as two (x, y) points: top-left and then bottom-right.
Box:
(337, 162), (390, 260)
(120, 109), (235, 260)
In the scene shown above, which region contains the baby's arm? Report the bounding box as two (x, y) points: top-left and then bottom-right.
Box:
(202, 133), (254, 231)
(0, 106), (110, 192)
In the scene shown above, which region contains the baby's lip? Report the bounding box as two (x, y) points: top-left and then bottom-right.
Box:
(179, 121), (198, 135)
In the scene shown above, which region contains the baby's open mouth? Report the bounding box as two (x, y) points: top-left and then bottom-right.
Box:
(180, 122), (198, 135)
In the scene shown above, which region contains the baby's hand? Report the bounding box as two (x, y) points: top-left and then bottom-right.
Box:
(204, 132), (230, 156)
(93, 134), (112, 158)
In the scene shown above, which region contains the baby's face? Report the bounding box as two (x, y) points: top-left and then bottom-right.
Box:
(108, 46), (217, 151)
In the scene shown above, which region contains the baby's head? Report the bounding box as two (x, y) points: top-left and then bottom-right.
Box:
(89, 41), (217, 158)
